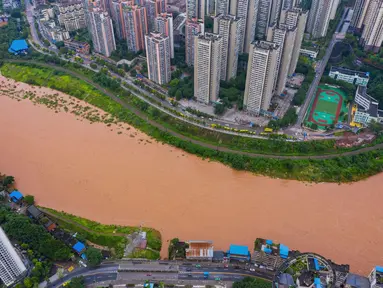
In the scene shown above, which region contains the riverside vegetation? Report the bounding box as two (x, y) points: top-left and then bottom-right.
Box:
(1, 62), (383, 183)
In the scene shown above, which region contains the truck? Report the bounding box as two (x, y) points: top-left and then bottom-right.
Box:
(204, 272), (209, 279)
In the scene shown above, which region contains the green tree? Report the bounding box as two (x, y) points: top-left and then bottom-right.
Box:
(24, 195), (35, 205)
(55, 41), (65, 48)
(214, 103), (226, 115)
(23, 277), (33, 288)
(85, 247), (103, 267)
(368, 119), (383, 135)
(67, 277), (85, 288)
(175, 90), (182, 100)
(3, 176), (15, 187)
(233, 277), (272, 288)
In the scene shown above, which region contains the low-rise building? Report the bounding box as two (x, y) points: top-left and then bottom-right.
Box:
(227, 244), (250, 262)
(353, 86), (383, 126)
(369, 266), (383, 288)
(185, 240), (214, 261)
(299, 48), (319, 59)
(64, 40), (90, 54)
(329, 66), (370, 86)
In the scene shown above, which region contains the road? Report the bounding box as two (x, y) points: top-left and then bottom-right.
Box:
(295, 8), (349, 127)
(48, 261), (274, 287)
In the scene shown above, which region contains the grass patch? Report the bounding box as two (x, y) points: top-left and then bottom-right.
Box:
(130, 249), (160, 260)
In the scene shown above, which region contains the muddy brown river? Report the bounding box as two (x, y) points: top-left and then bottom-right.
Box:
(0, 77), (382, 275)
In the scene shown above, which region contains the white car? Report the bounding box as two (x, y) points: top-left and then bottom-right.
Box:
(250, 268), (255, 272)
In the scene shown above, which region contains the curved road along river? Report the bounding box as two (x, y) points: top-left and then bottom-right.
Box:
(5, 60), (383, 160)
(0, 77), (383, 276)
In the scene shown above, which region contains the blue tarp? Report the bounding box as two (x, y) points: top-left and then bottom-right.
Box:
(229, 244), (249, 256)
(9, 190), (23, 202)
(376, 266), (383, 273)
(8, 39), (28, 54)
(266, 239), (273, 245)
(264, 247), (272, 254)
(314, 278), (322, 288)
(279, 244), (289, 258)
(314, 258), (320, 271)
(72, 241), (86, 253)
(81, 253), (87, 260)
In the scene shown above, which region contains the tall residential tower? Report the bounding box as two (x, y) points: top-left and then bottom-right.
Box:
(89, 8), (116, 56)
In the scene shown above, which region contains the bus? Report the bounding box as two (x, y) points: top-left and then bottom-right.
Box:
(264, 128), (273, 133)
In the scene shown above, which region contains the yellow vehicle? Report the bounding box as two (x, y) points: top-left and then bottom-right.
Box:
(63, 281), (70, 287)
(264, 128), (273, 133)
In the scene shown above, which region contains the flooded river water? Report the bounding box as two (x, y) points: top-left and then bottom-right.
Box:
(0, 77), (382, 275)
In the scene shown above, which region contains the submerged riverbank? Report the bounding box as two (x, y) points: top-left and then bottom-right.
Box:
(1, 76), (383, 275)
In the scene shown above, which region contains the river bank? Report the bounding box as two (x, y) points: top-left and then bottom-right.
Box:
(0, 76), (382, 275)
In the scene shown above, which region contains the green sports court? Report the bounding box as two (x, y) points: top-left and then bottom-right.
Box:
(305, 85), (348, 130)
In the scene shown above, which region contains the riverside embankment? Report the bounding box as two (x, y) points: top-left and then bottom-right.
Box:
(0, 76), (382, 275)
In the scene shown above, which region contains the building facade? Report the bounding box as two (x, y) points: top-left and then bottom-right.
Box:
(243, 41), (280, 115)
(186, 241), (214, 261)
(353, 86), (382, 125)
(306, 0), (335, 38)
(244, 0), (259, 53)
(194, 33), (223, 104)
(185, 18), (204, 65)
(156, 13), (174, 58)
(229, 0), (249, 52)
(360, 0), (383, 52)
(186, 0), (205, 19)
(0, 227), (27, 287)
(213, 14), (242, 81)
(287, 9), (307, 75)
(368, 266), (383, 288)
(216, 0), (229, 15)
(256, 0), (272, 39)
(144, 0), (157, 31)
(89, 8), (116, 57)
(55, 1), (87, 31)
(145, 32), (171, 84)
(329, 66), (370, 86)
(350, 0), (369, 28)
(110, 0), (126, 39)
(122, 3), (148, 52)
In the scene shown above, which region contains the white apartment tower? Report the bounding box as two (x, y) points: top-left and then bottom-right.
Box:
(145, 32), (171, 84)
(243, 41), (280, 115)
(186, 0), (205, 19)
(194, 33), (223, 104)
(256, 0), (272, 39)
(360, 0), (383, 52)
(281, 0), (296, 10)
(89, 8), (116, 57)
(229, 0), (249, 52)
(0, 227), (27, 287)
(280, 8), (308, 75)
(351, 0), (370, 28)
(214, 14), (242, 81)
(306, 0), (335, 38)
(270, 0), (283, 24)
(156, 13), (174, 58)
(244, 0), (259, 53)
(185, 18), (204, 65)
(216, 0), (229, 15)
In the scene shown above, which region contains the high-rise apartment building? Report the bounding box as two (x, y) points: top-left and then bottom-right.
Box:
(186, 0), (205, 19)
(55, 0), (87, 31)
(351, 0), (370, 28)
(122, 2), (148, 52)
(216, 0), (229, 15)
(0, 227), (27, 287)
(89, 8), (116, 57)
(270, 0), (283, 24)
(244, 0), (259, 53)
(144, 0), (157, 31)
(243, 41), (280, 115)
(229, 0), (248, 52)
(145, 32), (171, 84)
(267, 24), (286, 91)
(155, 0), (167, 14)
(110, 0), (126, 39)
(185, 18), (204, 65)
(194, 33), (223, 104)
(360, 0), (383, 52)
(281, 0), (296, 10)
(156, 13), (174, 58)
(329, 0), (339, 19)
(280, 8), (308, 75)
(214, 14), (242, 81)
(256, 0), (272, 39)
(306, 0), (335, 38)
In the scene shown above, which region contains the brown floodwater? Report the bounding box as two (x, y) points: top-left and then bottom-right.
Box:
(0, 77), (382, 275)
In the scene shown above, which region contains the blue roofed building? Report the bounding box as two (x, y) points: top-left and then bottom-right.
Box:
(279, 244), (289, 259)
(227, 244), (250, 262)
(314, 277), (322, 288)
(72, 241), (86, 255)
(346, 273), (370, 288)
(368, 266), (383, 288)
(9, 191), (23, 203)
(8, 39), (29, 55)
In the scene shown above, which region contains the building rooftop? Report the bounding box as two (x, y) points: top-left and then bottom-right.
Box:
(27, 205), (43, 219)
(186, 240), (214, 258)
(254, 40), (279, 51)
(330, 66), (369, 79)
(72, 241), (86, 254)
(346, 273), (370, 288)
(8, 39), (28, 54)
(228, 244), (249, 256)
(9, 190), (23, 202)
